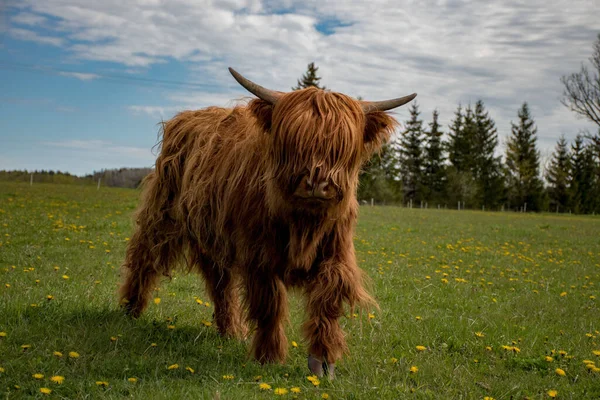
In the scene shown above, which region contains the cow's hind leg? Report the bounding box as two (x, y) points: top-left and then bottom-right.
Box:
(120, 216), (181, 318)
(195, 252), (247, 339)
(246, 273), (289, 363)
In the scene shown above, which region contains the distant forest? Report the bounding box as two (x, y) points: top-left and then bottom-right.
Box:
(0, 168), (152, 189)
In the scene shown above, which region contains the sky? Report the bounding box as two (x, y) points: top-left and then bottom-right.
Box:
(0, 0), (599, 176)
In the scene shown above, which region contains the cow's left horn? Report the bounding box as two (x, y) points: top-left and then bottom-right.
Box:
(229, 68), (282, 105)
(361, 93), (418, 113)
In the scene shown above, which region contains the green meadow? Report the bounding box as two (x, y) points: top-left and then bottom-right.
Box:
(0, 182), (599, 399)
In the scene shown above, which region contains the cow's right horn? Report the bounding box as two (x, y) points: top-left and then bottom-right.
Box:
(229, 68), (282, 105)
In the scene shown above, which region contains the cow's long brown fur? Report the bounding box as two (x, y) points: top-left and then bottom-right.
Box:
(120, 87), (398, 365)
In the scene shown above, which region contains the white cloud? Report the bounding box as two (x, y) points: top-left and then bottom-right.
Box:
(7, 0), (600, 157)
(9, 27), (64, 46)
(58, 71), (100, 81)
(45, 139), (151, 159)
(11, 12), (47, 26)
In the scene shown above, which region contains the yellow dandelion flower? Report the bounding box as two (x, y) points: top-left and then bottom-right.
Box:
(202, 321), (212, 327)
(415, 316), (422, 321)
(322, 394), (329, 399)
(416, 345), (426, 351)
(167, 364), (179, 370)
(307, 375), (320, 386)
(62, 275), (69, 280)
(222, 374), (234, 380)
(195, 299), (204, 305)
(151, 343), (157, 347)
(186, 366), (195, 374)
(547, 389), (558, 398)
(555, 368), (566, 376)
(368, 313), (375, 319)
(389, 357), (398, 364)
(410, 365), (418, 373)
(0, 367), (4, 373)
(475, 332), (485, 338)
(291, 341), (298, 348)
(21, 344), (31, 350)
(0, 332), (6, 337)
(592, 350), (600, 356)
(96, 381), (109, 387)
(545, 356), (554, 362)
(53, 351), (63, 357)
(560, 292), (567, 297)
(46, 295), (54, 300)
(259, 383), (272, 390)
(33, 373), (44, 379)
(154, 297), (161, 305)
(167, 325), (176, 330)
(585, 363), (596, 370)
(290, 387), (301, 393)
(40, 388), (52, 395)
(50, 376), (65, 384)
(483, 397), (495, 400)
(69, 351), (80, 358)
(128, 377), (138, 383)
(485, 346), (493, 351)
(274, 388), (288, 395)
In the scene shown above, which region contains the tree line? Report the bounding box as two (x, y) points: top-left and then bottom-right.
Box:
(0, 168), (151, 189)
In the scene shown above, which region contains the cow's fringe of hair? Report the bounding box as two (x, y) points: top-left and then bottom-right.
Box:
(119, 87), (397, 363)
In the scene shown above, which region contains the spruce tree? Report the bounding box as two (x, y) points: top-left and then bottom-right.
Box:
(422, 109), (446, 203)
(472, 100), (504, 208)
(447, 105), (470, 172)
(446, 104), (477, 207)
(505, 102), (544, 211)
(398, 102), (425, 203)
(292, 62), (325, 90)
(546, 135), (571, 213)
(570, 135), (597, 213)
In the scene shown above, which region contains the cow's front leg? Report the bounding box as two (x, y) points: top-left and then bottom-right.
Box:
(303, 257), (376, 379)
(246, 274), (289, 363)
(302, 261), (346, 378)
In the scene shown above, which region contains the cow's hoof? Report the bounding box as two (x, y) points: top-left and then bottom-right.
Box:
(307, 354), (335, 379)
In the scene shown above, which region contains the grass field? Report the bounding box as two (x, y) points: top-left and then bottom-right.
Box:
(0, 182), (599, 399)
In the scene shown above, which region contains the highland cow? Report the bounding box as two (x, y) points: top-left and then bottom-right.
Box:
(119, 68), (416, 377)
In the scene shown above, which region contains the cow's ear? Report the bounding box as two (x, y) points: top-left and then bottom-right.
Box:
(364, 111), (397, 152)
(248, 99), (273, 132)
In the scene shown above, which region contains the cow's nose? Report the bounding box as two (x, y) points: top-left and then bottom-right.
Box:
(305, 178), (333, 199)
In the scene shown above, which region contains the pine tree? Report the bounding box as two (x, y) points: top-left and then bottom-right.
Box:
(447, 105), (470, 172)
(546, 135), (571, 212)
(505, 102), (544, 211)
(588, 130), (600, 213)
(570, 135), (597, 213)
(422, 109), (446, 203)
(446, 104), (477, 207)
(292, 62), (325, 90)
(472, 100), (504, 209)
(398, 102), (425, 203)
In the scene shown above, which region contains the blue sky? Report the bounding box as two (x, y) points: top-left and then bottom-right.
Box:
(1, 0), (599, 176)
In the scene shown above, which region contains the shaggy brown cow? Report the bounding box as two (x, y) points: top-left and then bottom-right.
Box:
(119, 68), (416, 377)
